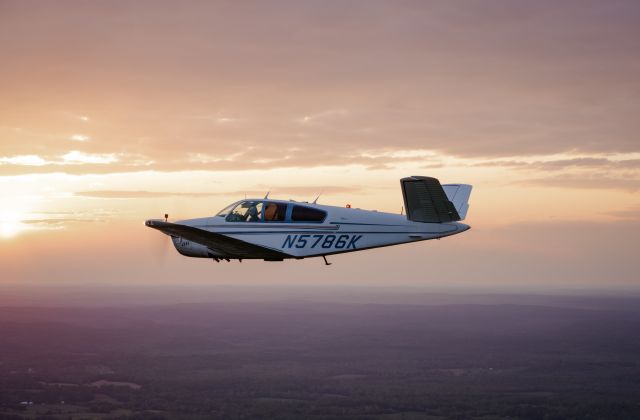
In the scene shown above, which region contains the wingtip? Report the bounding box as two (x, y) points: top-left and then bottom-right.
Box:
(457, 223), (471, 233)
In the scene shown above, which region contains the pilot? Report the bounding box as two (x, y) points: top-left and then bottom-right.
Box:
(245, 203), (259, 222)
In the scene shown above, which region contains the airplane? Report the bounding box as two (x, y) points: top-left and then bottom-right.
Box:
(145, 176), (472, 265)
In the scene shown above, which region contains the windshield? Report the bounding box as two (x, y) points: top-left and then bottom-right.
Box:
(225, 201), (263, 222)
(215, 202), (238, 218)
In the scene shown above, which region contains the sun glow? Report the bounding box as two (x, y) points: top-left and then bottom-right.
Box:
(0, 209), (28, 239)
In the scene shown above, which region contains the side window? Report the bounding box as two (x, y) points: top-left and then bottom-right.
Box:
(264, 202), (287, 222)
(291, 205), (326, 223)
(225, 201), (263, 222)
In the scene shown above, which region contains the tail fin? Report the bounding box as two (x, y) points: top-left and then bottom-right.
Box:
(401, 176), (462, 223)
(442, 183), (472, 220)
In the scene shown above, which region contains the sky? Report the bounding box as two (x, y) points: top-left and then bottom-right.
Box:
(0, 0), (638, 291)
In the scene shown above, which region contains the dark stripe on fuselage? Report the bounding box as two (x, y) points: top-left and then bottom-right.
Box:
(200, 224), (339, 230)
(328, 222), (407, 226)
(201, 230), (448, 235)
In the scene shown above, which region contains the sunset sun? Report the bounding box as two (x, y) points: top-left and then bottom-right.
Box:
(0, 209), (27, 239)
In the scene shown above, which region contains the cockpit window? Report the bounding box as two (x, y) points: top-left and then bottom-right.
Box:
(225, 201), (263, 222)
(215, 203), (237, 218)
(291, 205), (326, 223)
(264, 202), (287, 222)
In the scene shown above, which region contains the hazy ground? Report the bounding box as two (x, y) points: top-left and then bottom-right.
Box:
(1, 284), (639, 419)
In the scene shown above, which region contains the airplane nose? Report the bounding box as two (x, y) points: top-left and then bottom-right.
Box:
(145, 219), (167, 228)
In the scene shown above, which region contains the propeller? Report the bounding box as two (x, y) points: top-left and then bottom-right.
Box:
(150, 200), (183, 264)
(151, 231), (172, 265)
(150, 213), (172, 265)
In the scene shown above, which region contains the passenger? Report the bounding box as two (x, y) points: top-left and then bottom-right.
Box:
(265, 203), (277, 221)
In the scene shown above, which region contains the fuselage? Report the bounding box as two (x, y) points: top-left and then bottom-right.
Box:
(170, 199), (470, 259)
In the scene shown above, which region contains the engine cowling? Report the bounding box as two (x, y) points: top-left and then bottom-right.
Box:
(171, 236), (212, 258)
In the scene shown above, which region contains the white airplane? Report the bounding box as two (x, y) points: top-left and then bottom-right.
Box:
(145, 176), (472, 265)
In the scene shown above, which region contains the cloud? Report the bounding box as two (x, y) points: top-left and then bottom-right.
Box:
(69, 134), (90, 142)
(0, 155), (47, 166)
(530, 158), (640, 171)
(0, 152), (152, 174)
(1, 0), (639, 176)
(473, 157), (640, 171)
(603, 206), (640, 221)
(472, 160), (531, 168)
(9, 216), (104, 233)
(253, 185), (364, 195)
(22, 218), (95, 226)
(0, 147), (443, 175)
(62, 151), (117, 164)
(518, 175), (640, 192)
(75, 185), (363, 199)
(297, 109), (349, 125)
(75, 190), (224, 199)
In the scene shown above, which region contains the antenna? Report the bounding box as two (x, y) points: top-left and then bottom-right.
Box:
(312, 190), (323, 204)
(264, 191), (270, 199)
(400, 206), (404, 215)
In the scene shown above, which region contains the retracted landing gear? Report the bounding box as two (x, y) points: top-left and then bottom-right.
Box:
(211, 257), (242, 263)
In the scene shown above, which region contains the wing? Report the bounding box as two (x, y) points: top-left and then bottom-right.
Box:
(145, 220), (291, 260)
